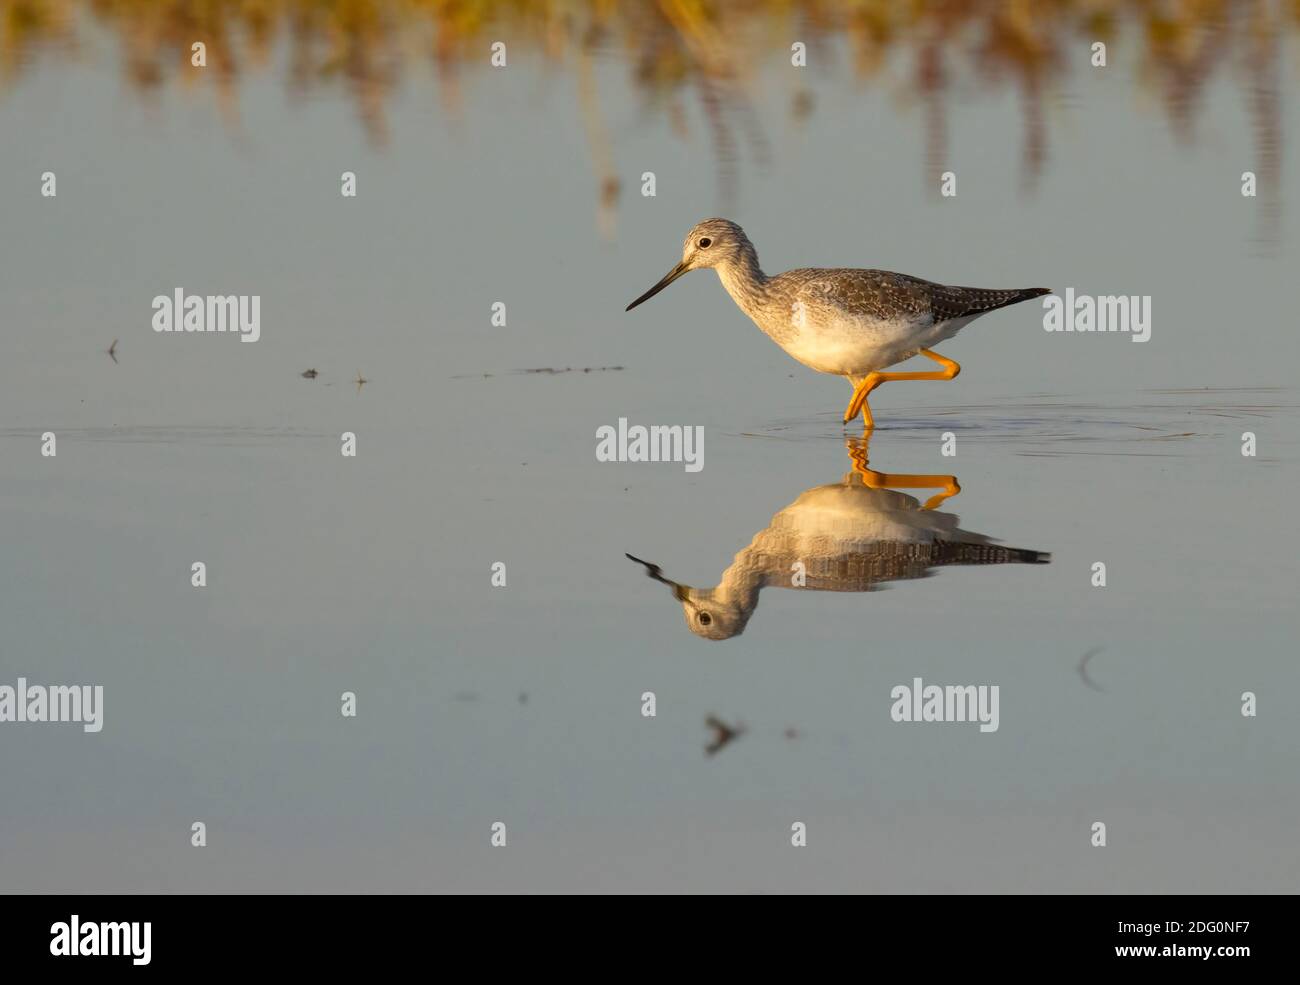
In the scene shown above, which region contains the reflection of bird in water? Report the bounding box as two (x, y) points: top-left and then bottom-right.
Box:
(628, 436), (1048, 640)
(705, 714), (745, 756)
(626, 219), (1049, 427)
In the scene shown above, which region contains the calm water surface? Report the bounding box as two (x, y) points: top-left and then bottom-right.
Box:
(1, 4), (1297, 891)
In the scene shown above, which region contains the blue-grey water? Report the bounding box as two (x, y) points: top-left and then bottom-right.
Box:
(1, 12), (1297, 892)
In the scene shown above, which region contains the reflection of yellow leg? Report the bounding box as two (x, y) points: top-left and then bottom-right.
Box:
(843, 349), (961, 427)
(845, 435), (961, 509)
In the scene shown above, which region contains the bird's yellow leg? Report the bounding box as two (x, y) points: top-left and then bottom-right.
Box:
(845, 435), (961, 509)
(858, 467), (962, 510)
(845, 435), (873, 473)
(844, 373), (884, 426)
(843, 349), (962, 426)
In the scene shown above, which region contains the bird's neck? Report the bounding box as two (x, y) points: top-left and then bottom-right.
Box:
(714, 246), (769, 317)
(718, 540), (780, 596)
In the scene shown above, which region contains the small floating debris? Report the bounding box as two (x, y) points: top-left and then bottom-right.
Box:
(515, 365), (625, 375)
(452, 366), (625, 379)
(705, 714), (745, 757)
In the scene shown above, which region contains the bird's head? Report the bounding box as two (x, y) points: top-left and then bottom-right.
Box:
(626, 218), (752, 311)
(625, 553), (753, 640)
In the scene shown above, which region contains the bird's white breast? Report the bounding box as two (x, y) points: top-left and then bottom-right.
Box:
(773, 314), (956, 376)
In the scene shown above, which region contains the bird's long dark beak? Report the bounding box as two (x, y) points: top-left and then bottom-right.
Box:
(626, 261), (689, 311)
(626, 553), (689, 600)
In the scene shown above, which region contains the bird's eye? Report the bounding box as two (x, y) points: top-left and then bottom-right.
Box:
(698, 612), (712, 626)
(697, 237), (712, 249)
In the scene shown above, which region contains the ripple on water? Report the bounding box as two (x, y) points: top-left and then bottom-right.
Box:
(742, 388), (1300, 457)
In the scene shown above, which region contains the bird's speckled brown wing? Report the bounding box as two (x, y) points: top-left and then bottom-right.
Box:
(780, 269), (1049, 323)
(770, 540), (1050, 593)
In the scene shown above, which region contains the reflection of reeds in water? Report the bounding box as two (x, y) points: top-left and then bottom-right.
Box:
(1, 1), (1293, 243)
(1244, 6), (1283, 253)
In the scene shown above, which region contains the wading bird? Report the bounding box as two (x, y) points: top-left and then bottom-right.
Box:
(627, 219), (1049, 427)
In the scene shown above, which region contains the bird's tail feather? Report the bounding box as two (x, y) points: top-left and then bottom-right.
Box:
(935, 542), (1051, 566)
(978, 286), (1052, 315)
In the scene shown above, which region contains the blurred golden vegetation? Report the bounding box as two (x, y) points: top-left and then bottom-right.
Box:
(2, 0), (1294, 233)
